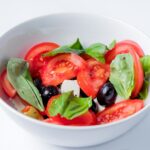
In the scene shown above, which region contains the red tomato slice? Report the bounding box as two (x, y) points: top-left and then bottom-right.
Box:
(129, 49), (144, 98)
(77, 59), (110, 98)
(45, 95), (96, 126)
(25, 42), (59, 77)
(105, 40), (144, 64)
(97, 100), (144, 125)
(40, 53), (86, 86)
(0, 70), (16, 97)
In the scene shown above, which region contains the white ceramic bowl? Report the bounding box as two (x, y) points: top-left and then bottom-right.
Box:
(0, 13), (150, 147)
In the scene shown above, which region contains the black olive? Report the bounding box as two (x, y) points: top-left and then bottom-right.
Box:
(90, 100), (98, 113)
(80, 89), (88, 97)
(40, 86), (59, 106)
(33, 78), (42, 89)
(97, 82), (117, 107)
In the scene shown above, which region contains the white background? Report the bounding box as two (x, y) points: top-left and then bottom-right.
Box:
(0, 0), (150, 149)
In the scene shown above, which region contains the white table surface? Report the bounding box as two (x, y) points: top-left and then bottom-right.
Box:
(0, 0), (150, 149)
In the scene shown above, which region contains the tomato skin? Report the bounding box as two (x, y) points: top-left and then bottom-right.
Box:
(45, 95), (96, 126)
(41, 53), (87, 86)
(105, 40), (144, 64)
(77, 59), (110, 98)
(129, 49), (144, 98)
(25, 42), (59, 77)
(97, 100), (144, 125)
(0, 70), (16, 97)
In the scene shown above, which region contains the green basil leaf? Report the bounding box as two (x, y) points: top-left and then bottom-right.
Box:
(49, 91), (92, 120)
(137, 55), (150, 99)
(107, 40), (116, 50)
(49, 91), (72, 116)
(43, 39), (84, 57)
(7, 58), (44, 111)
(85, 43), (107, 63)
(70, 38), (84, 50)
(109, 54), (134, 99)
(138, 80), (149, 100)
(140, 55), (150, 78)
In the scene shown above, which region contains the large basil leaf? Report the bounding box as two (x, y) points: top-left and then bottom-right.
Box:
(49, 91), (92, 120)
(137, 55), (150, 99)
(85, 43), (107, 63)
(43, 38), (84, 57)
(7, 58), (44, 111)
(109, 54), (134, 99)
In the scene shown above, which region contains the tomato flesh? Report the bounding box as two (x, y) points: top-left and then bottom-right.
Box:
(77, 59), (110, 98)
(45, 95), (96, 126)
(0, 70), (16, 97)
(97, 100), (144, 125)
(41, 53), (86, 86)
(25, 42), (59, 77)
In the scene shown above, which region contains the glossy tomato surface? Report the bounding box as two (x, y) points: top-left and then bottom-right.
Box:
(0, 70), (16, 97)
(25, 42), (59, 77)
(97, 100), (144, 125)
(77, 59), (110, 98)
(41, 53), (86, 86)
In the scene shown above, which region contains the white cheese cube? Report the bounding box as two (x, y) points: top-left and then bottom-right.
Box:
(61, 80), (80, 97)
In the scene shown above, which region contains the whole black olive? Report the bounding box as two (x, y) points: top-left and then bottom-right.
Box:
(80, 89), (88, 97)
(40, 86), (59, 106)
(97, 82), (117, 107)
(90, 100), (98, 113)
(33, 78), (42, 89)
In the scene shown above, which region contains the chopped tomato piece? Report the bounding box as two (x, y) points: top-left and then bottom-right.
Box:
(77, 59), (110, 98)
(40, 53), (86, 86)
(97, 100), (144, 125)
(25, 42), (59, 77)
(0, 70), (16, 97)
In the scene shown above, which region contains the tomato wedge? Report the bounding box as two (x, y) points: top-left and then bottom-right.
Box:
(97, 100), (144, 125)
(45, 95), (96, 126)
(40, 53), (86, 86)
(0, 70), (16, 97)
(25, 42), (59, 77)
(105, 40), (144, 64)
(77, 59), (110, 98)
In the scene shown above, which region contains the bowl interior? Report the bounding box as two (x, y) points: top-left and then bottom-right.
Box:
(0, 13), (150, 112)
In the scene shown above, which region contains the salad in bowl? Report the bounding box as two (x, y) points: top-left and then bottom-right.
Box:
(1, 38), (149, 126)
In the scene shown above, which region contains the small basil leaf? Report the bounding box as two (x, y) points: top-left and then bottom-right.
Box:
(62, 96), (92, 119)
(138, 80), (149, 100)
(70, 38), (84, 50)
(85, 43), (107, 63)
(107, 40), (116, 50)
(140, 55), (150, 78)
(49, 91), (72, 116)
(43, 39), (84, 57)
(109, 54), (134, 99)
(7, 58), (44, 111)
(49, 91), (92, 120)
(137, 55), (150, 99)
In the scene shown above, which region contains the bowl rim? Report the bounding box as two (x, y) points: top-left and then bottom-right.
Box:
(0, 12), (150, 130)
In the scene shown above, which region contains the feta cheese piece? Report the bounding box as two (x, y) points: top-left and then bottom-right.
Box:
(61, 80), (80, 97)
